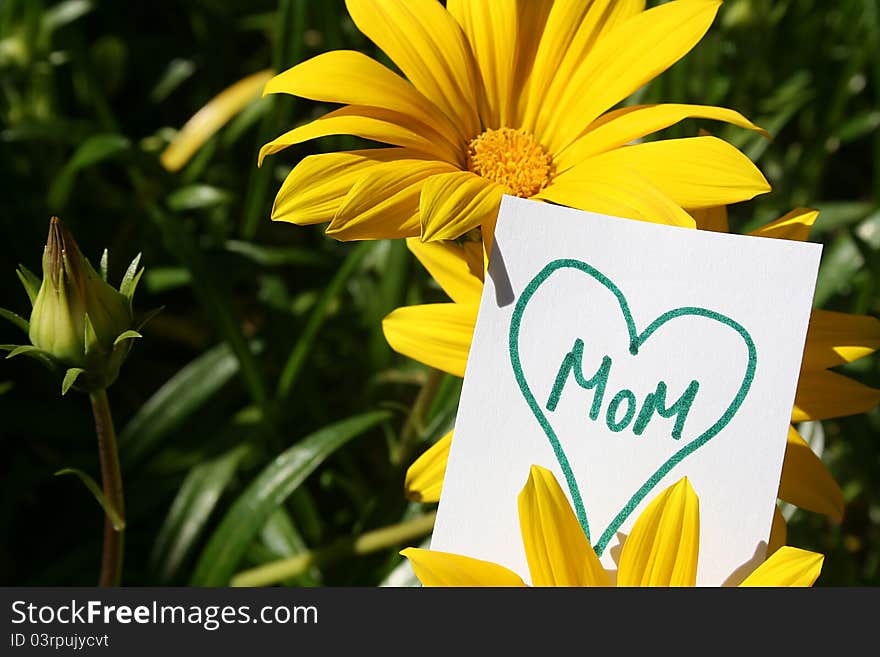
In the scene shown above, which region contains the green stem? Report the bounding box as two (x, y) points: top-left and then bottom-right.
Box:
(393, 368), (444, 466)
(230, 512), (436, 587)
(90, 388), (125, 587)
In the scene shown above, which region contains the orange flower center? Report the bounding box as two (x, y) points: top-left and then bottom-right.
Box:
(466, 128), (553, 198)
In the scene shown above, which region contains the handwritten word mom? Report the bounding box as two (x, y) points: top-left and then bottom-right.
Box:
(545, 338), (700, 438)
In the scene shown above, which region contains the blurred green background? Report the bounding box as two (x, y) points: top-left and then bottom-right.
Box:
(0, 0), (877, 586)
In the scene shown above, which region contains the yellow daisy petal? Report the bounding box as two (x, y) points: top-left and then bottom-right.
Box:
(257, 105), (460, 167)
(404, 431), (452, 503)
(345, 0), (481, 142)
(778, 426), (844, 521)
(617, 477), (700, 587)
(524, 0), (644, 138)
(556, 103), (769, 172)
(768, 506), (787, 556)
(537, 170), (695, 228)
(558, 136), (770, 209)
(793, 370), (880, 422)
(690, 204), (729, 233)
(419, 171), (507, 242)
(803, 309), (880, 370)
(518, 465), (609, 587)
(271, 148), (418, 225)
(748, 208), (818, 241)
(263, 50), (461, 148)
(382, 303), (476, 378)
(326, 159), (457, 241)
(401, 547), (526, 587)
(507, 0), (555, 123)
(739, 546), (824, 587)
(160, 69), (272, 173)
(542, 0), (722, 152)
(446, 0), (517, 127)
(406, 239), (483, 306)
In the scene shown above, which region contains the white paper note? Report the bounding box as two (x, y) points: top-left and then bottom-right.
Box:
(431, 196), (822, 586)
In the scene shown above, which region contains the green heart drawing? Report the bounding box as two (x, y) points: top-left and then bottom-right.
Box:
(508, 258), (757, 556)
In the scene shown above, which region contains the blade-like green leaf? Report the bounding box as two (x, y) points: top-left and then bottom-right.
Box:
(113, 330), (142, 347)
(0, 308), (29, 334)
(167, 185), (232, 212)
(259, 509), (319, 585)
(151, 444), (251, 584)
(55, 467), (125, 530)
(224, 240), (329, 268)
(2, 344), (58, 371)
(276, 242), (370, 402)
(135, 306), (164, 331)
(61, 367), (85, 395)
(261, 508), (308, 558)
(119, 343), (239, 467)
(119, 253), (142, 300)
(42, 0), (93, 33)
(48, 134), (130, 208)
(151, 58), (196, 103)
(16, 265), (41, 305)
(99, 249), (109, 281)
(190, 410), (389, 586)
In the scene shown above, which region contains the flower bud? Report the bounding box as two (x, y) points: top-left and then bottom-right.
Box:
(3, 217), (146, 393)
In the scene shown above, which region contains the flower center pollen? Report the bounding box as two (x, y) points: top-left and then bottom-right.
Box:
(466, 128), (552, 198)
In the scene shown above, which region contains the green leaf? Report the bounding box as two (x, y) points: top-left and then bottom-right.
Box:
(834, 110), (880, 144)
(55, 467), (125, 531)
(119, 253), (142, 300)
(260, 509), (318, 586)
(151, 58), (196, 103)
(119, 343), (239, 467)
(224, 240), (329, 268)
(0, 307), (29, 334)
(814, 233), (863, 306)
(150, 444), (252, 584)
(83, 313), (99, 357)
(113, 330), (142, 347)
(135, 306), (164, 331)
(190, 410), (390, 586)
(99, 249), (109, 281)
(261, 509), (309, 558)
(167, 185), (232, 212)
(2, 344), (57, 371)
(61, 367), (85, 395)
(16, 265), (41, 305)
(48, 134), (130, 208)
(144, 268), (190, 294)
(276, 242), (370, 401)
(809, 202), (876, 236)
(42, 0), (93, 33)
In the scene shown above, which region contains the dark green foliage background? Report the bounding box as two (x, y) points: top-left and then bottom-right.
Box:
(0, 0), (877, 585)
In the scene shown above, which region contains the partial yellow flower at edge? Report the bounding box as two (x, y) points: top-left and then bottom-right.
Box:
(160, 69), (273, 173)
(779, 426), (844, 521)
(261, 0), (770, 242)
(402, 466), (824, 587)
(404, 430), (451, 503)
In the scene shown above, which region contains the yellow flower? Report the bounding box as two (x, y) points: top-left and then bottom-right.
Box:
(403, 465), (824, 586)
(388, 209), (880, 526)
(260, 0), (770, 242)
